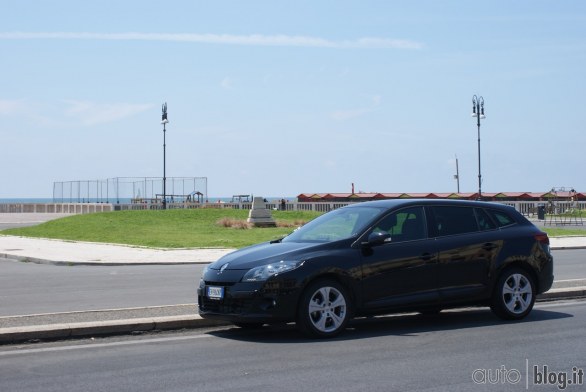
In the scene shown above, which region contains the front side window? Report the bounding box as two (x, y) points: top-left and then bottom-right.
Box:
(372, 206), (426, 242)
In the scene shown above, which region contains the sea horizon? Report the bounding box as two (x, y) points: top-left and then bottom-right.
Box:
(0, 196), (296, 204)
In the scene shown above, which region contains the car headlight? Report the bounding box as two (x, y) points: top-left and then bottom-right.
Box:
(200, 264), (210, 281)
(242, 260), (303, 282)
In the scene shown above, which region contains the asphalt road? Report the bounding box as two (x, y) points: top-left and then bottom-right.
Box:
(1, 249), (584, 317)
(0, 213), (73, 230)
(1, 299), (584, 392)
(0, 261), (206, 316)
(548, 249), (586, 280)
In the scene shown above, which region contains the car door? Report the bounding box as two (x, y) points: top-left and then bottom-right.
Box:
(428, 206), (503, 302)
(360, 206), (440, 310)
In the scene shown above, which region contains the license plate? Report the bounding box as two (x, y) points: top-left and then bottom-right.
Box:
(207, 286), (224, 300)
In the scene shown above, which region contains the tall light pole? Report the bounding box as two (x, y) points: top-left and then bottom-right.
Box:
(454, 154), (460, 193)
(161, 102), (169, 210)
(471, 95), (485, 200)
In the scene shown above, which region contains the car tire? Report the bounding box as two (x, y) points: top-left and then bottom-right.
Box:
(490, 267), (536, 320)
(297, 279), (351, 338)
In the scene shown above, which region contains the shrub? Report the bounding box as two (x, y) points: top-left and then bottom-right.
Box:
(216, 217), (251, 229)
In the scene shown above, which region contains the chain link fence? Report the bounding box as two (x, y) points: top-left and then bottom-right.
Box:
(53, 177), (207, 204)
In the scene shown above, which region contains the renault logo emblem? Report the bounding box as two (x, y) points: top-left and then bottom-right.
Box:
(219, 263), (230, 274)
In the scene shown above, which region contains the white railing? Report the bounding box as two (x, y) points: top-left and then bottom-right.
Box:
(111, 201), (355, 212)
(0, 203), (113, 214)
(1, 201), (584, 216)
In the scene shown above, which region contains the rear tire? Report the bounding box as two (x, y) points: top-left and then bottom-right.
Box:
(491, 267), (535, 320)
(297, 279), (351, 338)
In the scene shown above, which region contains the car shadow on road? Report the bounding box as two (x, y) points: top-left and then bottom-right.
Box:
(207, 306), (573, 343)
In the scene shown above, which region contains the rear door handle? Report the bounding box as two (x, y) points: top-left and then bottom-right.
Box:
(482, 242), (498, 251)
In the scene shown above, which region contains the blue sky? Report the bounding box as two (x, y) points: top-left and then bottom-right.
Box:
(1, 0), (585, 198)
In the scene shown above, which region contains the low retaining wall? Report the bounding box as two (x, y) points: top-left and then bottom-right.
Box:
(0, 203), (113, 214)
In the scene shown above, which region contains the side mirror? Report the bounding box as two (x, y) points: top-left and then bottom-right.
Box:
(362, 232), (392, 247)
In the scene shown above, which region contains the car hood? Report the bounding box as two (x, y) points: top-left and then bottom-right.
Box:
(209, 241), (329, 270)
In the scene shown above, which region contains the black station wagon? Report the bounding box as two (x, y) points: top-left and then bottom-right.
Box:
(198, 199), (554, 338)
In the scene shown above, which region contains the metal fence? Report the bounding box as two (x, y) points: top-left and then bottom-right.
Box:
(111, 200), (586, 214)
(3, 199), (585, 220)
(52, 177), (207, 204)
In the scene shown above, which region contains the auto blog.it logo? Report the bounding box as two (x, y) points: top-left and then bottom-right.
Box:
(472, 361), (584, 390)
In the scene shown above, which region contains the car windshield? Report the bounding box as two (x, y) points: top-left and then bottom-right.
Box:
(282, 206), (384, 243)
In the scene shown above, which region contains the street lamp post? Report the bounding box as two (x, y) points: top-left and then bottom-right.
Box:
(454, 154), (460, 193)
(161, 102), (169, 210)
(471, 95), (485, 200)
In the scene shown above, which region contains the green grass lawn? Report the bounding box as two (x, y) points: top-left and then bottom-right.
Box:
(541, 227), (586, 237)
(1, 209), (584, 249)
(0, 209), (322, 249)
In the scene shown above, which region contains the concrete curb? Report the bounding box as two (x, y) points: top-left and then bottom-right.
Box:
(551, 246), (586, 251)
(536, 286), (586, 301)
(0, 315), (229, 345)
(0, 253), (208, 266)
(0, 245), (582, 266)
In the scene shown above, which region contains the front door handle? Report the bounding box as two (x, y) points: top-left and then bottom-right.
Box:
(420, 252), (436, 263)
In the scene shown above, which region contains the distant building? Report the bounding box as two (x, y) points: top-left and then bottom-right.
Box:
(297, 191), (585, 203)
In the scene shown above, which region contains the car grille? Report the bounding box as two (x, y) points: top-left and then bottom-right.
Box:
(199, 296), (255, 314)
(203, 281), (237, 287)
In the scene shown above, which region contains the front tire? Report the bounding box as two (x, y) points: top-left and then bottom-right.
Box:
(491, 267), (536, 320)
(297, 279), (351, 338)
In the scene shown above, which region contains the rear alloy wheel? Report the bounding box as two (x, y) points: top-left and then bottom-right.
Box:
(297, 279), (351, 338)
(491, 267), (536, 320)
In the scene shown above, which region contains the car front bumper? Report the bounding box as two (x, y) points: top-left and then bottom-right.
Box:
(197, 278), (302, 324)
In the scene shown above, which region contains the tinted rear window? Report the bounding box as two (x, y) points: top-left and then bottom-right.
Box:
(432, 206), (479, 236)
(487, 209), (517, 228)
(475, 208), (497, 231)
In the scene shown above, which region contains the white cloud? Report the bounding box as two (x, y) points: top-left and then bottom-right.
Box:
(0, 99), (154, 127)
(330, 94), (382, 121)
(220, 77), (233, 90)
(0, 99), (27, 115)
(324, 160), (337, 169)
(62, 100), (155, 126)
(0, 32), (423, 50)
(352, 37), (423, 49)
(0, 99), (57, 127)
(331, 108), (373, 121)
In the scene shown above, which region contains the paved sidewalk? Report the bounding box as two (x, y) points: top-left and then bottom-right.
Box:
(0, 236), (234, 265)
(1, 235), (585, 266)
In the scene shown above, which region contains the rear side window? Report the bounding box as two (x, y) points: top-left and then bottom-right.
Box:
(432, 206), (479, 236)
(475, 208), (497, 231)
(487, 209), (517, 228)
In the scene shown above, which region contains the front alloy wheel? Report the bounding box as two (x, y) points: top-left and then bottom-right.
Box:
(491, 267), (535, 320)
(297, 279), (351, 338)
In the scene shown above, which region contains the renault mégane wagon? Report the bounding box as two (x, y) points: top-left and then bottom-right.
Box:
(198, 199), (554, 338)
